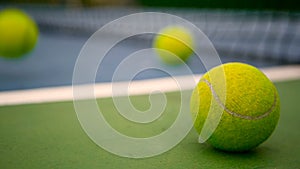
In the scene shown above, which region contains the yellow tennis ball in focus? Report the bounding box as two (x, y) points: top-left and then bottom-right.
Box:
(190, 62), (280, 152)
(0, 8), (39, 58)
(153, 26), (194, 65)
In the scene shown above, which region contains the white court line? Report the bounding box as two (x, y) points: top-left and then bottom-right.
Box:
(0, 65), (299, 106)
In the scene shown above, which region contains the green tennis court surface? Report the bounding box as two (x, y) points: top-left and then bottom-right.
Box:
(0, 80), (299, 169)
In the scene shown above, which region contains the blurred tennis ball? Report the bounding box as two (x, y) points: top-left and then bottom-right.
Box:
(190, 62), (280, 152)
(0, 8), (39, 58)
(153, 26), (194, 65)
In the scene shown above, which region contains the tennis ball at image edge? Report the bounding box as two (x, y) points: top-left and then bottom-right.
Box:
(190, 62), (280, 152)
(153, 26), (194, 65)
(0, 8), (39, 58)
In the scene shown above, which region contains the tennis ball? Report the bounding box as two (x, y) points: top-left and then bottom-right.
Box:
(153, 26), (194, 65)
(0, 8), (39, 58)
(190, 62), (280, 152)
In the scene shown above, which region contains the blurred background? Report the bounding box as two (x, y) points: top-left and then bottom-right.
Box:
(0, 0), (299, 91)
(4, 0), (300, 10)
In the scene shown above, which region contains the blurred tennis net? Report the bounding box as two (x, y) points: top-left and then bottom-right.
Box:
(6, 6), (300, 63)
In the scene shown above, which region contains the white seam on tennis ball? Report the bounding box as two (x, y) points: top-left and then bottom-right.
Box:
(200, 78), (277, 120)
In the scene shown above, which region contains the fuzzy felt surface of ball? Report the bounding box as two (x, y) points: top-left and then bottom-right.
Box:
(190, 62), (280, 152)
